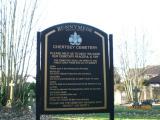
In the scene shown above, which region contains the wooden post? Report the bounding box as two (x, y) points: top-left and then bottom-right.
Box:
(6, 80), (15, 107)
(9, 80), (15, 100)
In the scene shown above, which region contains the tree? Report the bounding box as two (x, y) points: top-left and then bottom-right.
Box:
(114, 68), (121, 84)
(0, 0), (39, 106)
(119, 29), (149, 102)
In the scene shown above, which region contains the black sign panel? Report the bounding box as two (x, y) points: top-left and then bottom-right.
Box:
(37, 23), (113, 115)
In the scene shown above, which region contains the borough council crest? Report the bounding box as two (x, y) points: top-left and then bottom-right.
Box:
(69, 32), (82, 45)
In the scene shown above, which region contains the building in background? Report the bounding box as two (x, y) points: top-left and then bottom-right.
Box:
(115, 65), (160, 105)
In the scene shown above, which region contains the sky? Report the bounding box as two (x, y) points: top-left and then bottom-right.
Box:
(36, 0), (160, 67)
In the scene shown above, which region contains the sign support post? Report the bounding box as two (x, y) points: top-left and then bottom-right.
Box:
(36, 32), (41, 120)
(109, 34), (114, 120)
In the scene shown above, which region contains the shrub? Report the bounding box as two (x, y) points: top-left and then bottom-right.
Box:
(0, 89), (7, 106)
(13, 82), (36, 108)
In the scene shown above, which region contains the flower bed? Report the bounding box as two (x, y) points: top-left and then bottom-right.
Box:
(115, 105), (160, 119)
(128, 105), (152, 110)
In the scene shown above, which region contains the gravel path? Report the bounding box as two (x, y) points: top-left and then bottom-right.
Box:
(0, 107), (64, 120)
(0, 107), (36, 120)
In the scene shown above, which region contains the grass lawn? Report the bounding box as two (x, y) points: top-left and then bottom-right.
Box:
(51, 113), (109, 120)
(115, 105), (160, 120)
(48, 105), (160, 120)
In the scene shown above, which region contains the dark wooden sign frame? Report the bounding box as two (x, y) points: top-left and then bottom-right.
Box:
(36, 23), (114, 120)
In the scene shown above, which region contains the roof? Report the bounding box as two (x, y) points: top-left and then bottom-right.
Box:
(147, 75), (160, 84)
(144, 65), (160, 75)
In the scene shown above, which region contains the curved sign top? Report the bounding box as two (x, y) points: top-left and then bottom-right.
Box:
(37, 23), (113, 115)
